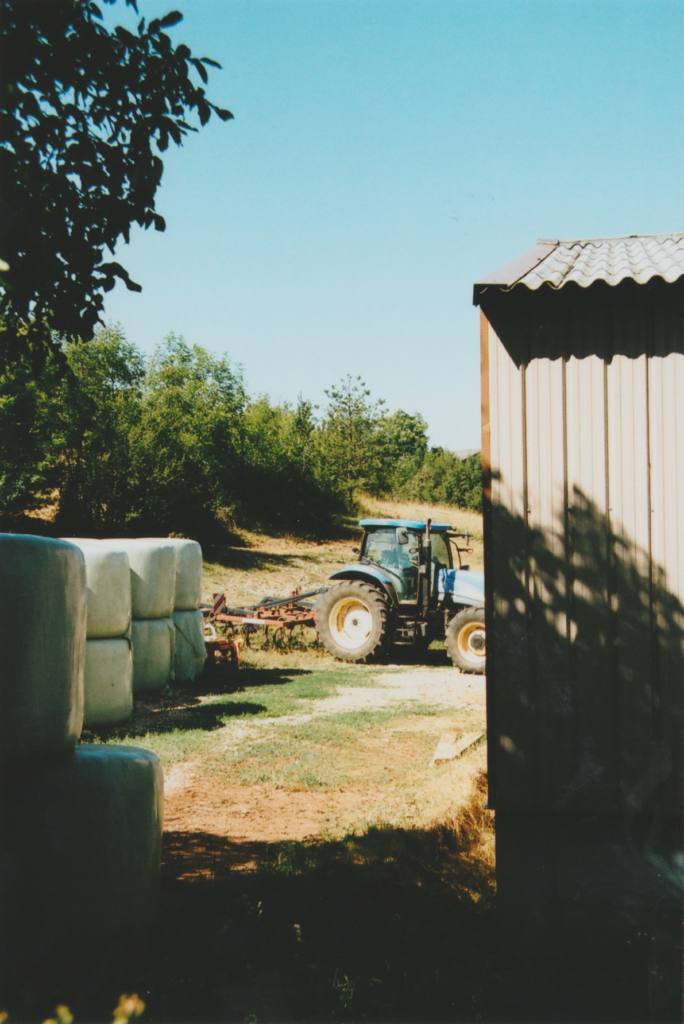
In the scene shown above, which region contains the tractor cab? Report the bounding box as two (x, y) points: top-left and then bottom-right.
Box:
(357, 519), (453, 604)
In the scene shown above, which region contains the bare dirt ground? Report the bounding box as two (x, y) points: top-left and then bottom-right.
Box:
(165, 774), (367, 845)
(161, 668), (487, 874)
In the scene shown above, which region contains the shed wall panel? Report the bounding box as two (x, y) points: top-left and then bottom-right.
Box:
(565, 356), (606, 515)
(605, 355), (654, 808)
(524, 358), (571, 808)
(564, 356), (617, 811)
(648, 352), (684, 814)
(649, 354), (684, 596)
(487, 321), (531, 809)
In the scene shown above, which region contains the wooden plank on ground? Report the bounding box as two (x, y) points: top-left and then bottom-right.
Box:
(431, 731), (485, 766)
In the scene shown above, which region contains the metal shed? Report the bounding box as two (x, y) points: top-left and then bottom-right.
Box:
(475, 233), (684, 1008)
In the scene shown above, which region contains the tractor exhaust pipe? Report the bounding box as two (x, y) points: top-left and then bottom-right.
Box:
(421, 518), (432, 608)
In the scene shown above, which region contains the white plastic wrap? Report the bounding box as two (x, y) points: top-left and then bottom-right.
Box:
(144, 538), (202, 609)
(0, 745), (163, 957)
(131, 617), (175, 692)
(83, 638), (133, 728)
(61, 539), (131, 638)
(0, 535), (85, 760)
(167, 539), (203, 610)
(101, 539), (176, 620)
(173, 609), (207, 682)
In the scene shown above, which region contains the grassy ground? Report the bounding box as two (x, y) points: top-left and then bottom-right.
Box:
(89, 655), (488, 842)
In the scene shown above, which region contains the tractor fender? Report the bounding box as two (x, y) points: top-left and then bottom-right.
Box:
(328, 567), (398, 607)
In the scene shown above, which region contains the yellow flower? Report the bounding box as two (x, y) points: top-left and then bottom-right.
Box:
(112, 994), (145, 1022)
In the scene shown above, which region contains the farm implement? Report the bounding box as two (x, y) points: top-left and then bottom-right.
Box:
(202, 588), (327, 661)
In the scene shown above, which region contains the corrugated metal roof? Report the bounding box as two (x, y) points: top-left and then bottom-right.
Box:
(474, 233), (684, 303)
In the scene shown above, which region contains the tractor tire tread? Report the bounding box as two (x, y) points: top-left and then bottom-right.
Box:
(316, 581), (393, 664)
(446, 606), (486, 675)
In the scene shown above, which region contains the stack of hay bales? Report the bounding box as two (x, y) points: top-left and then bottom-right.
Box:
(0, 535), (163, 968)
(100, 539), (178, 693)
(164, 538), (207, 683)
(61, 535), (207, 697)
(62, 538), (133, 728)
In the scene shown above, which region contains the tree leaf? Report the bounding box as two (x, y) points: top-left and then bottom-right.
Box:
(159, 11), (183, 28)
(191, 58), (208, 84)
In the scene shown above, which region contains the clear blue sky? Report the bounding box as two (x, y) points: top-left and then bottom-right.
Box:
(102, 0), (684, 450)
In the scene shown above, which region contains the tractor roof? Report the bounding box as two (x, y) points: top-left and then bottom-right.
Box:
(358, 518), (452, 532)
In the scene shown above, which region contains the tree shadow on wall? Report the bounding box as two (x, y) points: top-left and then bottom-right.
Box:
(490, 485), (684, 1021)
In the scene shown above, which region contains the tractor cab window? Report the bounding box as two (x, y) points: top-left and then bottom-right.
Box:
(363, 528), (400, 568)
(430, 532), (451, 571)
(362, 528), (420, 602)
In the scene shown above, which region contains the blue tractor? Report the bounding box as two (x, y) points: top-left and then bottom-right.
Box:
(315, 519), (485, 672)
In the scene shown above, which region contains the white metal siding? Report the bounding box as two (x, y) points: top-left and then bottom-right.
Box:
(484, 288), (684, 816)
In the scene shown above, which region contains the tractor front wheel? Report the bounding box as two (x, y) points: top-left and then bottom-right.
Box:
(316, 582), (391, 663)
(446, 607), (486, 674)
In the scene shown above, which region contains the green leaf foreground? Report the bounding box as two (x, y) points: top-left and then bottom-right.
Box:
(0, 0), (232, 365)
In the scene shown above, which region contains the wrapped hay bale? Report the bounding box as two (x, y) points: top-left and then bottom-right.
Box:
(131, 617), (175, 692)
(164, 538), (203, 611)
(60, 540), (133, 726)
(0, 535), (85, 761)
(83, 638), (133, 728)
(101, 539), (176, 620)
(0, 744), (163, 963)
(60, 539), (131, 638)
(173, 609), (207, 682)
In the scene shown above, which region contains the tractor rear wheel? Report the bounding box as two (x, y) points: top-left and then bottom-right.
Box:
(446, 607), (486, 674)
(316, 581), (392, 663)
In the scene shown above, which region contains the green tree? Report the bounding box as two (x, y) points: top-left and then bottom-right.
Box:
(128, 335), (246, 537)
(371, 409), (428, 494)
(0, 342), (61, 515)
(320, 375), (386, 504)
(397, 448), (482, 511)
(55, 327), (145, 532)
(0, 0), (232, 364)
(458, 452), (483, 512)
(0, 325), (145, 528)
(237, 395), (343, 532)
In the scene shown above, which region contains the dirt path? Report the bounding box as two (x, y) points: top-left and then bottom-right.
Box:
(163, 669), (486, 857)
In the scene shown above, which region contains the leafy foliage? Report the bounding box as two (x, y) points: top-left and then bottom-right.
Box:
(370, 409), (429, 495)
(0, 337), (61, 513)
(239, 395), (341, 531)
(126, 335), (246, 536)
(0, 332), (481, 537)
(0, 0), (232, 364)
(319, 375), (386, 501)
(56, 327), (145, 532)
(396, 448), (483, 512)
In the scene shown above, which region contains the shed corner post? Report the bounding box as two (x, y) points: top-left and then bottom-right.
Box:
(480, 307), (495, 808)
